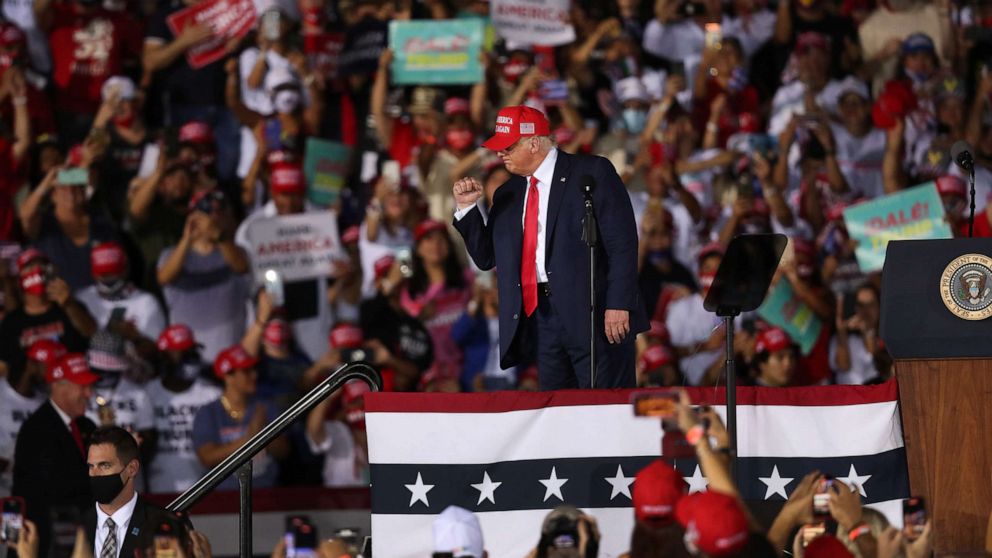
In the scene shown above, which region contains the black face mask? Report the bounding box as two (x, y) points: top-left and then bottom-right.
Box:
(90, 470), (126, 504)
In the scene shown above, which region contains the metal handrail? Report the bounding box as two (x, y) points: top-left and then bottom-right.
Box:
(166, 362), (381, 556)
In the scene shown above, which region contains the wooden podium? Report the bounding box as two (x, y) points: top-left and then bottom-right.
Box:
(881, 239), (992, 554)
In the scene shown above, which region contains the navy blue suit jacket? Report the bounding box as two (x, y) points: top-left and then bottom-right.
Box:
(454, 150), (649, 369)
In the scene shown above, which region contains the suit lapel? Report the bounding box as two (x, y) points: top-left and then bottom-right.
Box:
(544, 150), (572, 258)
(120, 497), (146, 558)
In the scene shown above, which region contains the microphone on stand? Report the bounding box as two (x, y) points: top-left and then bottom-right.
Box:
(579, 174), (598, 388)
(951, 141), (976, 238)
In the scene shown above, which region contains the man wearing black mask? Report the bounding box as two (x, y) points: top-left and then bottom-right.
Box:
(146, 325), (220, 494)
(84, 426), (188, 558)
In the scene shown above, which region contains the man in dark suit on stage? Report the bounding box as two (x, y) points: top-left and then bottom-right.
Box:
(83, 426), (189, 558)
(453, 106), (648, 389)
(12, 353), (99, 557)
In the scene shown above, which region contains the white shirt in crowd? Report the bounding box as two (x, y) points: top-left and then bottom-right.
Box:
(235, 200), (338, 361)
(665, 293), (724, 385)
(85, 378), (155, 433)
(146, 379), (221, 494)
(629, 191), (699, 273)
(830, 123), (887, 200)
(829, 334), (880, 385)
(454, 147), (559, 284)
(642, 19), (704, 78)
(94, 492), (138, 558)
(721, 11), (776, 59)
(768, 80), (843, 136)
(306, 421), (368, 488)
(75, 286), (167, 342)
(1, 0), (50, 73)
(0, 378), (43, 497)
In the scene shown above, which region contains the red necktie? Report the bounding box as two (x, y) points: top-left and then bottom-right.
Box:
(70, 420), (84, 457)
(521, 176), (540, 316)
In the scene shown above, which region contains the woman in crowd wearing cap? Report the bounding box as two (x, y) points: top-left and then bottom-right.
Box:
(240, 290), (312, 410)
(421, 97), (491, 222)
(157, 189), (250, 361)
(359, 255), (433, 391)
(327, 225), (364, 325)
(400, 220), (471, 386)
(0, 249), (95, 377)
(361, 164), (415, 249)
(372, 49), (446, 171)
(192, 344), (289, 490)
(749, 327), (800, 387)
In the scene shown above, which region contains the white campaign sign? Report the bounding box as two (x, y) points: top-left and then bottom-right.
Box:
(490, 0), (575, 46)
(245, 211), (344, 282)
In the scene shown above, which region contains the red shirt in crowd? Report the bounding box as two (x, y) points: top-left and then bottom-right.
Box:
(692, 78), (762, 147)
(48, 3), (140, 114)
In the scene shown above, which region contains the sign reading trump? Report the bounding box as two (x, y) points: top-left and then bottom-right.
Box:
(244, 212), (344, 283)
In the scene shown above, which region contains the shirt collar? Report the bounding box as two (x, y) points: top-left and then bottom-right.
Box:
(96, 491), (138, 531)
(50, 399), (73, 427)
(531, 147), (558, 187)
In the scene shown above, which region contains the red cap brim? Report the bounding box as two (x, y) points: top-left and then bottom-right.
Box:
(70, 371), (101, 386)
(482, 133), (517, 151)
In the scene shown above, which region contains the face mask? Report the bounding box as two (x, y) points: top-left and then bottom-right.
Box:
(89, 470), (126, 504)
(0, 53), (15, 70)
(906, 69), (930, 85)
(622, 109), (647, 134)
(501, 61), (528, 84)
(445, 129), (474, 151)
(113, 112), (135, 129)
(20, 269), (46, 296)
(95, 278), (127, 298)
(345, 408), (366, 430)
(273, 90), (301, 114)
(301, 7), (324, 28)
(699, 271), (716, 295)
(177, 358), (202, 382)
(648, 250), (672, 267)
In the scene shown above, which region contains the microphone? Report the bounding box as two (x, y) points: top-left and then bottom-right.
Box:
(580, 174), (597, 197)
(951, 141), (974, 171)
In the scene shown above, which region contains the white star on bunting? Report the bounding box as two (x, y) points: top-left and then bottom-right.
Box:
(539, 467), (569, 502)
(683, 465), (709, 494)
(758, 465), (794, 500)
(837, 464), (871, 497)
(604, 465), (635, 500)
(471, 471), (503, 505)
(405, 472), (434, 507)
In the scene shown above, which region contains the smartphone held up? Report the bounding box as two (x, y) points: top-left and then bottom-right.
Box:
(0, 497), (24, 545)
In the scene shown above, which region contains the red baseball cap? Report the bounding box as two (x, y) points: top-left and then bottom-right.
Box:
(16, 248), (47, 273)
(805, 534), (854, 558)
(178, 121), (214, 144)
(341, 225), (361, 245)
(639, 345), (675, 371)
(270, 163), (306, 195)
(755, 327), (792, 354)
(157, 324), (197, 352)
(213, 345), (258, 379)
(677, 491), (750, 557)
(342, 379), (371, 405)
(414, 219), (447, 242)
(482, 105), (551, 151)
(647, 320), (670, 343)
(329, 323), (364, 349)
(27, 339), (67, 367)
(263, 318), (293, 347)
(698, 241), (725, 263)
(46, 353), (100, 385)
(90, 241), (127, 278)
(633, 459), (686, 525)
(444, 97), (471, 116)
(936, 175), (967, 198)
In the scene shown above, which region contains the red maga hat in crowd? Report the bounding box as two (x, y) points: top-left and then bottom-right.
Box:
(90, 241), (127, 278)
(157, 324), (198, 352)
(329, 323), (364, 349)
(46, 353), (100, 385)
(27, 339), (67, 367)
(639, 345), (675, 371)
(482, 106), (550, 151)
(414, 219), (447, 242)
(633, 459), (686, 525)
(677, 491), (750, 557)
(214, 345), (258, 379)
(16, 248), (47, 273)
(270, 163), (306, 195)
(755, 327), (792, 354)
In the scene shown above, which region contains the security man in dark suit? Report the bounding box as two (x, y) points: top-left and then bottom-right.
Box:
(84, 426), (189, 558)
(13, 353), (99, 557)
(453, 106), (648, 389)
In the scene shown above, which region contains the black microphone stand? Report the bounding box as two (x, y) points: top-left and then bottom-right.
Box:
(582, 186), (597, 388)
(969, 164), (976, 238)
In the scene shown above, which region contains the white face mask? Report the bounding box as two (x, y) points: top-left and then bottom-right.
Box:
(273, 90), (301, 114)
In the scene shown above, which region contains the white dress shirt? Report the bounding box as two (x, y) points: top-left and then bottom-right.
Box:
(455, 148), (558, 283)
(94, 492), (137, 558)
(50, 399), (73, 428)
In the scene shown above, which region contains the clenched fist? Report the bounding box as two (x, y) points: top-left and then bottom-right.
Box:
(453, 177), (484, 210)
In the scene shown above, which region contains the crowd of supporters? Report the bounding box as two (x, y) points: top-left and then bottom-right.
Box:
(0, 0), (984, 504)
